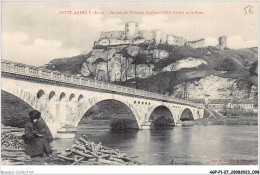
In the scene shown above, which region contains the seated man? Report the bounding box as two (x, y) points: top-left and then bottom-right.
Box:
(23, 110), (53, 158)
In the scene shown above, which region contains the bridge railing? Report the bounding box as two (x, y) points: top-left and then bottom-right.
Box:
(1, 59), (204, 108)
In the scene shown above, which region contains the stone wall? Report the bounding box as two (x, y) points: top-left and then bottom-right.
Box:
(187, 39), (205, 48)
(166, 34), (187, 46)
(100, 31), (125, 40)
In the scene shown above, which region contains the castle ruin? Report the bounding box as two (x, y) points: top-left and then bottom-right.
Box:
(94, 21), (162, 47)
(186, 38), (205, 48)
(166, 34), (187, 46)
(93, 21), (226, 50)
(216, 36), (227, 50)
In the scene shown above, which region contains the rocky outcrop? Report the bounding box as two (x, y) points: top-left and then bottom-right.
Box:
(162, 57), (207, 72)
(173, 75), (257, 100)
(45, 43), (258, 103)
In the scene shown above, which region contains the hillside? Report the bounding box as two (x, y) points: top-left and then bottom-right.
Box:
(43, 44), (258, 101)
(44, 52), (92, 75)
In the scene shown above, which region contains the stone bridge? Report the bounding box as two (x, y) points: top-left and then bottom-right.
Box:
(1, 60), (205, 138)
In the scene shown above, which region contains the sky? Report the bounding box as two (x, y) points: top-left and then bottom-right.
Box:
(2, 1), (258, 66)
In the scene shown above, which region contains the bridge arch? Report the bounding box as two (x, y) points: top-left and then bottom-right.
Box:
(179, 108), (194, 121)
(74, 98), (141, 130)
(148, 105), (175, 128)
(1, 90), (54, 138)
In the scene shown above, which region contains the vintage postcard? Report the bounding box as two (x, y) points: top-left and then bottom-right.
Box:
(1, 1), (259, 174)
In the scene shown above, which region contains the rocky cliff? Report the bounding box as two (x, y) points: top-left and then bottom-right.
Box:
(44, 42), (258, 102)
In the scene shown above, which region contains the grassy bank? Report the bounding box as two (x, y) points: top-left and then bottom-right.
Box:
(182, 117), (258, 126)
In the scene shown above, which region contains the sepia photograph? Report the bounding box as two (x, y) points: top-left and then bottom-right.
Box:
(1, 1), (259, 174)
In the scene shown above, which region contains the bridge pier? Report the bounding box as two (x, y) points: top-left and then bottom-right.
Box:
(140, 121), (152, 129)
(56, 125), (77, 139)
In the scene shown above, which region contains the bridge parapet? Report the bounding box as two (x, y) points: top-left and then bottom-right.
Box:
(1, 59), (205, 109)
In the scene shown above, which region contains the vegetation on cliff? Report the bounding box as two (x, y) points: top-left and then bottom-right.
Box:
(43, 43), (258, 99)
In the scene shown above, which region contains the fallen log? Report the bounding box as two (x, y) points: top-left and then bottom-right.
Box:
(121, 157), (140, 164)
(97, 158), (124, 165)
(2, 129), (25, 133)
(8, 161), (24, 165)
(1, 151), (26, 155)
(72, 144), (86, 152)
(73, 139), (82, 145)
(2, 153), (27, 158)
(84, 150), (99, 158)
(57, 155), (75, 162)
(83, 135), (89, 141)
(9, 157), (30, 162)
(129, 155), (139, 158)
(110, 153), (128, 159)
(90, 142), (95, 152)
(71, 149), (94, 159)
(80, 161), (104, 165)
(100, 149), (119, 155)
(87, 158), (97, 162)
(55, 134), (141, 165)
(71, 157), (85, 165)
(97, 151), (106, 156)
(78, 137), (90, 145)
(94, 142), (102, 153)
(108, 157), (125, 163)
(100, 145), (113, 150)
(3, 148), (25, 152)
(65, 151), (73, 157)
(99, 154), (110, 159)
(85, 144), (92, 151)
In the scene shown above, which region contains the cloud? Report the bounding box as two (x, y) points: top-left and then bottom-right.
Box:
(2, 3), (124, 51)
(227, 36), (258, 49)
(2, 2), (258, 66)
(2, 32), (80, 66)
(205, 37), (218, 46)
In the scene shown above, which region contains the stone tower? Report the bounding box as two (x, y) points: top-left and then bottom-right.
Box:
(154, 30), (161, 44)
(218, 36), (227, 49)
(166, 34), (174, 45)
(125, 21), (139, 40)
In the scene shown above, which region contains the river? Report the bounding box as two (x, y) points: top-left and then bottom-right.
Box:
(51, 125), (258, 165)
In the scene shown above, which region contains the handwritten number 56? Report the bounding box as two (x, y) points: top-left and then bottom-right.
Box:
(244, 5), (254, 15)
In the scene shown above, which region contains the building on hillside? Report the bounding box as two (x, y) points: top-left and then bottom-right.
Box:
(207, 99), (231, 112)
(189, 98), (206, 104)
(207, 98), (256, 114)
(226, 99), (254, 112)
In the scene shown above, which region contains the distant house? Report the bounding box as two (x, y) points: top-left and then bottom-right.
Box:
(207, 99), (231, 112)
(189, 98), (206, 104)
(207, 98), (256, 114)
(227, 99), (254, 112)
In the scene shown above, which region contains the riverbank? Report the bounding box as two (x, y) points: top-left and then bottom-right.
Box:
(182, 117), (258, 126)
(21, 125), (259, 165)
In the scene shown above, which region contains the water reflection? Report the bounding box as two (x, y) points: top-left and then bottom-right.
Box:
(51, 125), (258, 165)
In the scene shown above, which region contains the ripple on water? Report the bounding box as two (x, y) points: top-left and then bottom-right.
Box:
(51, 125), (258, 165)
